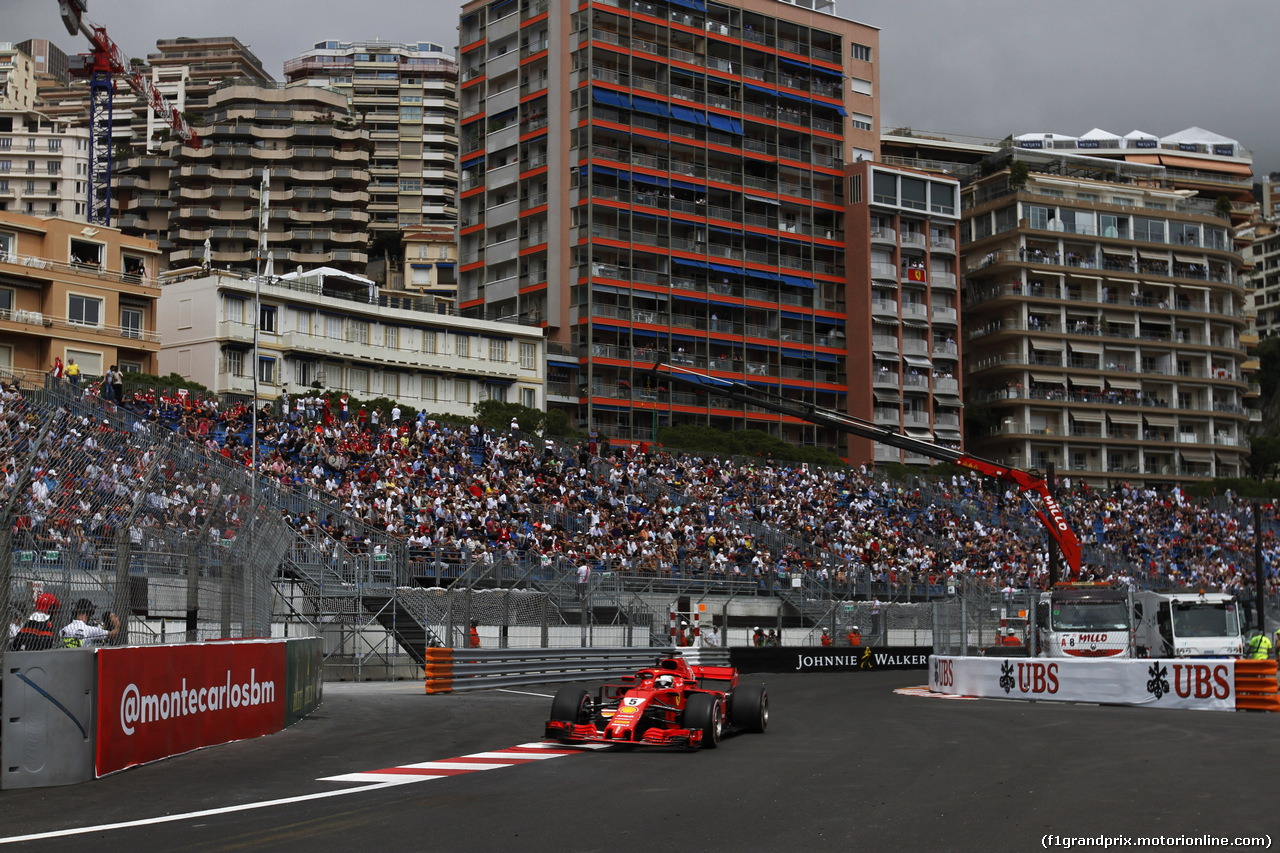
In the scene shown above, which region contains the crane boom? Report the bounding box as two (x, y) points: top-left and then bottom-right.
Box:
(648, 359), (1082, 577)
(57, 0), (200, 225)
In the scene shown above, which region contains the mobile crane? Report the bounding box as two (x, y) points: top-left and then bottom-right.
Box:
(648, 359), (1083, 581)
(57, 0), (202, 225)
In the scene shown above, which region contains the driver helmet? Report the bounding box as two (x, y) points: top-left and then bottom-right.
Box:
(655, 674), (675, 689)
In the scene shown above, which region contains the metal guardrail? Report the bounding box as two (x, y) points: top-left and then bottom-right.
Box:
(436, 647), (671, 693)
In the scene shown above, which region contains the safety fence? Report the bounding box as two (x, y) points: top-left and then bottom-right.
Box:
(0, 370), (293, 685)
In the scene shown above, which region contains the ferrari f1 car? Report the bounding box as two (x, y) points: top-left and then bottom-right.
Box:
(544, 656), (768, 748)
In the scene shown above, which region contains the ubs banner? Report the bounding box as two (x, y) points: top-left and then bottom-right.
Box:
(730, 646), (932, 674)
(928, 655), (1236, 711)
(96, 640), (287, 776)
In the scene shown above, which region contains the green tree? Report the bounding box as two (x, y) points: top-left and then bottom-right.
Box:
(474, 399), (545, 435)
(1214, 195), (1233, 220)
(1008, 160), (1030, 191)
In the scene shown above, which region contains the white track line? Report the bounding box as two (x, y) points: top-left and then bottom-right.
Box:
(497, 689), (556, 698)
(0, 781), (411, 845)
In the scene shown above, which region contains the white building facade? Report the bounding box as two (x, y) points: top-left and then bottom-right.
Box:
(157, 266), (546, 416)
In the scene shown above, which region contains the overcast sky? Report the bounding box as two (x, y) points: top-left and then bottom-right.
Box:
(5, 0), (1277, 178)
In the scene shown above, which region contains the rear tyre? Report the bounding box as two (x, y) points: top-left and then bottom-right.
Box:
(683, 693), (722, 749)
(550, 686), (590, 725)
(729, 685), (768, 733)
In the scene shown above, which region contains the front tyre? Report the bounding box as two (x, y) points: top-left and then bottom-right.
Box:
(683, 693), (722, 749)
(550, 686), (591, 725)
(729, 685), (768, 733)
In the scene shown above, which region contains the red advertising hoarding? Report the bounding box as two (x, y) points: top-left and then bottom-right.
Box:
(96, 640), (286, 776)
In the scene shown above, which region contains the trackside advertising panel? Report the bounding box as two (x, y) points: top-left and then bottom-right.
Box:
(284, 637), (323, 728)
(928, 656), (1235, 711)
(96, 641), (286, 776)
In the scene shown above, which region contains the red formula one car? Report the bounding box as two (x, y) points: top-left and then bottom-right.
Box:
(545, 657), (768, 749)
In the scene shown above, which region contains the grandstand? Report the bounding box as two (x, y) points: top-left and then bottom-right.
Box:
(3, 370), (1276, 678)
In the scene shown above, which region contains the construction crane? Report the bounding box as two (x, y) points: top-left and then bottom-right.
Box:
(648, 359), (1083, 582)
(58, 0), (201, 226)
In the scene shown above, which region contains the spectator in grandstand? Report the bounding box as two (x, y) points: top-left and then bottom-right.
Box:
(11, 593), (59, 651)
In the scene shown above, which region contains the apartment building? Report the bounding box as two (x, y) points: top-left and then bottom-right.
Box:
(0, 43), (38, 111)
(1241, 218), (1280, 340)
(157, 265), (545, 416)
(397, 224), (459, 303)
(961, 150), (1253, 485)
(283, 40), (459, 232)
(115, 83), (372, 272)
(0, 210), (161, 380)
(0, 107), (91, 219)
(14, 39), (70, 85)
(457, 0), (878, 451)
(846, 161), (962, 464)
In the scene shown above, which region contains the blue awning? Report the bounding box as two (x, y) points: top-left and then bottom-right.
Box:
(706, 113), (738, 134)
(673, 257), (710, 269)
(631, 96), (671, 118)
(670, 333), (699, 342)
(593, 165), (618, 178)
(670, 369), (732, 390)
(436, 262), (455, 268)
(593, 88), (621, 108)
(670, 178), (706, 192)
(669, 0), (706, 10)
(670, 104), (704, 125)
(709, 263), (742, 275)
(781, 275), (815, 289)
(632, 173), (668, 187)
(672, 294), (707, 304)
(828, 104), (848, 116)
(776, 90), (813, 106)
(781, 311), (808, 320)
(814, 352), (841, 363)
(744, 83), (777, 96)
(730, 118), (744, 134)
(461, 154), (484, 168)
(746, 269), (780, 283)
(779, 57), (844, 80)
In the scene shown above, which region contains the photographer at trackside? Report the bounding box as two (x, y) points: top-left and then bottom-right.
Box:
(60, 599), (120, 648)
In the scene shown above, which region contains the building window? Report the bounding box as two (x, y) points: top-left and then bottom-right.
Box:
(383, 372), (400, 398)
(347, 319), (369, 345)
(849, 76), (872, 96)
(850, 112), (872, 132)
(69, 238), (103, 267)
(489, 339), (507, 362)
(69, 294), (102, 326)
(65, 349), (102, 376)
(294, 360), (313, 387)
(0, 231), (12, 260)
(486, 383), (507, 403)
(850, 43), (872, 62)
(519, 341), (537, 369)
(291, 308), (312, 335)
(119, 361), (141, 373)
(422, 329), (437, 354)
(456, 334), (470, 358)
(259, 304), (277, 333)
(455, 379), (471, 404)
(225, 297), (245, 325)
(325, 314), (343, 339)
(384, 325), (400, 349)
(122, 254), (146, 281)
(421, 375), (437, 402)
(520, 387), (536, 408)
(225, 349), (244, 377)
(121, 307), (143, 339)
(0, 287), (13, 319)
(347, 367), (368, 395)
(258, 357), (276, 385)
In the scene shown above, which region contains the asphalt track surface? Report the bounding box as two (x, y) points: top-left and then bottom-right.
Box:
(1, 670), (1276, 852)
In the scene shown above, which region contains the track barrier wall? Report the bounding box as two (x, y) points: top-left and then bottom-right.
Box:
(0, 637), (322, 788)
(926, 655), (1280, 712)
(730, 646), (932, 674)
(424, 648), (709, 694)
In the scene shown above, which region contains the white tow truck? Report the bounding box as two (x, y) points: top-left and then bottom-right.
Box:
(1132, 589), (1244, 658)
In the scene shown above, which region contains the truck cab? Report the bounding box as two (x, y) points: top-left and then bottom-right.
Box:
(1132, 590), (1243, 658)
(1035, 585), (1131, 658)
